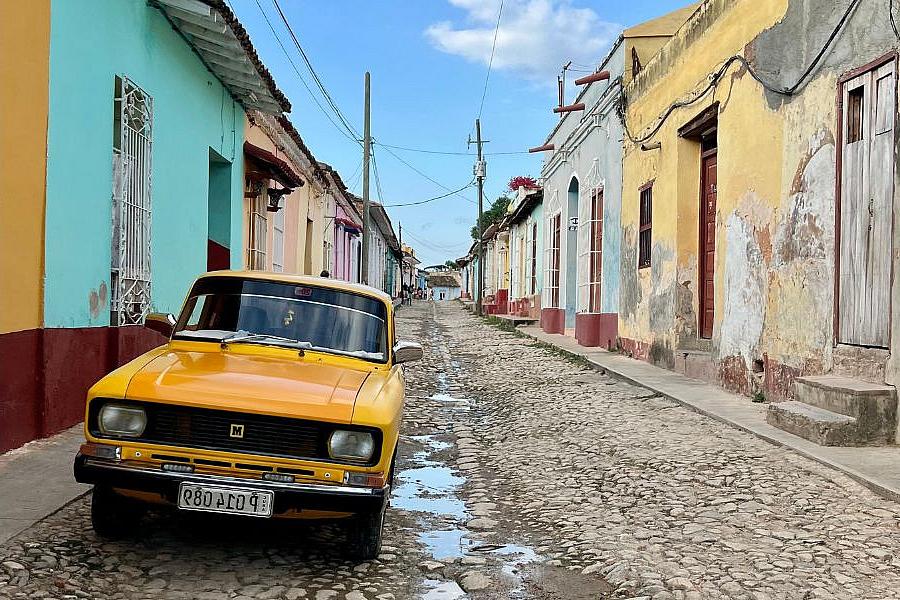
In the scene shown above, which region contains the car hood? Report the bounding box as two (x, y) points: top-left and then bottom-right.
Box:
(125, 348), (369, 423)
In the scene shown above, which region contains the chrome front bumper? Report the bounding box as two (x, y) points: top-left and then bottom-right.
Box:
(74, 454), (387, 515)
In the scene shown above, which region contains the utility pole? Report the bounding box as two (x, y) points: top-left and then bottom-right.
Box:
(361, 71), (371, 286)
(471, 119), (486, 316)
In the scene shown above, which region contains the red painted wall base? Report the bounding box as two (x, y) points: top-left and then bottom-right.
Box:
(0, 326), (166, 454)
(575, 313), (618, 348)
(540, 308), (565, 334)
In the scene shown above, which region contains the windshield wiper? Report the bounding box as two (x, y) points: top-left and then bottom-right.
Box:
(219, 331), (306, 349)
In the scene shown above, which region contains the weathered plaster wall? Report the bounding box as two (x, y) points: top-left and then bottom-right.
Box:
(623, 0), (900, 397)
(44, 0), (245, 327)
(0, 0), (50, 335)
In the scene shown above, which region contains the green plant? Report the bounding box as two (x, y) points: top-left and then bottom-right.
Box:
(752, 391), (767, 403)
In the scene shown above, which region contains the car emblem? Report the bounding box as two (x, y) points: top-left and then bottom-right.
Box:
(229, 424), (245, 438)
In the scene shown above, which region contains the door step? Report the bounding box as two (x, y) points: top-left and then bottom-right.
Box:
(766, 401), (858, 446)
(765, 375), (897, 446)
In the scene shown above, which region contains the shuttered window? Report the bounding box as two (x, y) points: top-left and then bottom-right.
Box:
(530, 222), (538, 295)
(638, 184), (652, 269)
(589, 188), (604, 312)
(547, 214), (561, 306)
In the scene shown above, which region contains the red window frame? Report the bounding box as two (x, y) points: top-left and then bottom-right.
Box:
(638, 183), (653, 269)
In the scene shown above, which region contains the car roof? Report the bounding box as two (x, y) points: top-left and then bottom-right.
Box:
(199, 270), (394, 305)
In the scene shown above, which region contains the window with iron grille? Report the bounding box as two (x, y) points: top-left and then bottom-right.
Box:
(247, 186), (267, 270)
(589, 188), (604, 311)
(547, 214), (561, 306)
(272, 202), (285, 272)
(530, 222), (538, 295)
(639, 184), (653, 269)
(111, 75), (153, 326)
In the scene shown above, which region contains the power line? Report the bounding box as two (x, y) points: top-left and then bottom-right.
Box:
(252, 0), (361, 147)
(374, 141), (530, 157)
(377, 144), (476, 204)
(380, 178), (476, 208)
(621, 0), (861, 145)
(270, 0), (361, 141)
(477, 0), (504, 120)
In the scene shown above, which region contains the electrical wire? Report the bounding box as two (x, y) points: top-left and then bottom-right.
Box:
(891, 0), (900, 40)
(477, 0), (504, 120)
(622, 0), (861, 145)
(373, 141), (530, 157)
(270, 0), (362, 141)
(380, 178), (477, 208)
(253, 0), (362, 147)
(377, 144), (476, 204)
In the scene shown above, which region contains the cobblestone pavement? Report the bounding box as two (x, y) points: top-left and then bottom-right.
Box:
(2, 301), (900, 599)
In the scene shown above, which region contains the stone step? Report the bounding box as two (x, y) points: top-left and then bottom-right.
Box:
(766, 401), (859, 446)
(792, 375), (896, 445)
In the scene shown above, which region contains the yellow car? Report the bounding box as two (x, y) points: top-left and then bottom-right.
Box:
(74, 271), (422, 559)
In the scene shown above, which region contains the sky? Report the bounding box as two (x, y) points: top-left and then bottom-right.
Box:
(228, 0), (690, 267)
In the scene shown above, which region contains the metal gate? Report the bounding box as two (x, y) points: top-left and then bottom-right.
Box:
(111, 76), (153, 326)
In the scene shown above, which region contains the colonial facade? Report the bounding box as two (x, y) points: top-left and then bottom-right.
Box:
(535, 3), (696, 347)
(505, 187), (544, 319)
(620, 0), (900, 443)
(0, 0), (288, 452)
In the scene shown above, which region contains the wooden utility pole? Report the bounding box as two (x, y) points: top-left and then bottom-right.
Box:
(474, 119), (485, 316)
(361, 72), (371, 285)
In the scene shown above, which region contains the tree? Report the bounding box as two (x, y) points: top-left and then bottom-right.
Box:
(507, 175), (539, 192)
(444, 260), (459, 269)
(471, 195), (511, 240)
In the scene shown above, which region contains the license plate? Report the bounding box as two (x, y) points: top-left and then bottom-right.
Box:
(177, 483), (273, 517)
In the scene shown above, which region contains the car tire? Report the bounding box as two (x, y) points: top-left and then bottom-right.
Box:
(347, 498), (387, 561)
(90, 485), (143, 539)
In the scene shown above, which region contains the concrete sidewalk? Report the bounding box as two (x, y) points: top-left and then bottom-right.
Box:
(519, 325), (900, 503)
(0, 425), (89, 544)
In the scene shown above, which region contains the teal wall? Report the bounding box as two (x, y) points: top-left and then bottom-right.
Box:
(208, 151), (233, 248)
(530, 202), (544, 295)
(45, 0), (245, 328)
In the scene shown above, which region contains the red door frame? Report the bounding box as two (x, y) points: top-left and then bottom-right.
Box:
(699, 148), (718, 339)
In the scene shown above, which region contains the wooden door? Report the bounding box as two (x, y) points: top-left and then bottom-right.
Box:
(699, 151), (718, 339)
(839, 61), (894, 347)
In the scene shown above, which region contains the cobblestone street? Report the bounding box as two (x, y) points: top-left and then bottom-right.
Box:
(3, 301), (900, 599)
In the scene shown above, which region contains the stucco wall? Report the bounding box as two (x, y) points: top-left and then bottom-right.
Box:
(44, 0), (245, 327)
(621, 0), (899, 396)
(0, 0), (50, 335)
(541, 43), (625, 317)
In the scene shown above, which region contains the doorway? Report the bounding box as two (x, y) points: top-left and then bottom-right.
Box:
(207, 149), (232, 271)
(837, 57), (894, 347)
(565, 177), (579, 328)
(699, 135), (717, 339)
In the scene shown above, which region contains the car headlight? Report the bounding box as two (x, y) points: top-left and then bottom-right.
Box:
(328, 430), (375, 462)
(98, 404), (147, 437)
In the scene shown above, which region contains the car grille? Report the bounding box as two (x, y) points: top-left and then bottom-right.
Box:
(141, 403), (328, 460)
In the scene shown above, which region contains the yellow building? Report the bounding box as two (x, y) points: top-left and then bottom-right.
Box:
(619, 0), (900, 416)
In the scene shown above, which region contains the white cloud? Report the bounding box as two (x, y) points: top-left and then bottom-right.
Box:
(425, 0), (622, 84)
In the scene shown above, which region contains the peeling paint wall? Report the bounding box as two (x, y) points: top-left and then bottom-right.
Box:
(619, 0), (898, 399)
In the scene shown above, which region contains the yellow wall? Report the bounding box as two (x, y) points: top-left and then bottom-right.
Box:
(621, 0), (807, 378)
(0, 1), (50, 334)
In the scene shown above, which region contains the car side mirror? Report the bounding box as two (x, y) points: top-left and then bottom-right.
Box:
(144, 312), (176, 338)
(393, 341), (423, 364)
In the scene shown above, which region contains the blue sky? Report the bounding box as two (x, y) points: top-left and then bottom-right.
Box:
(229, 0), (689, 267)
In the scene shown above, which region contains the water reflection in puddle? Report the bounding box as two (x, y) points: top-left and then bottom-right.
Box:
(420, 528), (473, 560)
(392, 466), (467, 518)
(421, 579), (467, 599)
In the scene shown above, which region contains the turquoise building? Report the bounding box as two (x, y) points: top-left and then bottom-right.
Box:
(1, 0), (290, 449)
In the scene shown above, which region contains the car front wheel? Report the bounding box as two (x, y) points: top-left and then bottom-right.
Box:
(347, 497), (387, 561)
(90, 485), (144, 539)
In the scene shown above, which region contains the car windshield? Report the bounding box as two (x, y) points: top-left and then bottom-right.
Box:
(173, 277), (388, 362)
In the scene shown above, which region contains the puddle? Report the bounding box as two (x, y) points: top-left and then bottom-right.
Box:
(410, 434), (453, 453)
(420, 528), (475, 560)
(429, 392), (472, 405)
(420, 579), (466, 599)
(392, 466), (467, 518)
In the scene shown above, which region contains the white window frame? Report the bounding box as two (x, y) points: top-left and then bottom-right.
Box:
(247, 186), (267, 270)
(272, 202), (285, 272)
(111, 75), (153, 326)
